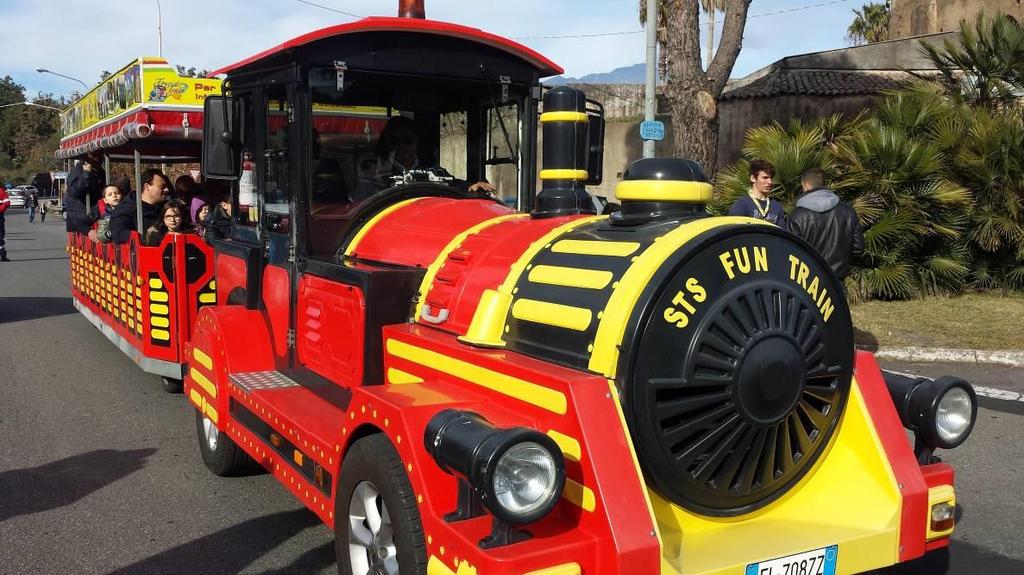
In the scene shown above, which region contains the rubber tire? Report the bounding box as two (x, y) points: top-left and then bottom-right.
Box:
(195, 411), (260, 477)
(335, 434), (427, 575)
(162, 377), (183, 394)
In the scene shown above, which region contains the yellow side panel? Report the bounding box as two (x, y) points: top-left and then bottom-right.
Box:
(511, 299), (592, 331)
(656, 380), (901, 575)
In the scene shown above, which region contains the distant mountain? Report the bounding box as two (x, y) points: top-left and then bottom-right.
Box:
(546, 63), (652, 85)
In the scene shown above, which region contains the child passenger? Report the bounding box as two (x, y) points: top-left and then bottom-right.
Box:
(89, 185), (123, 243)
(144, 200), (190, 246)
(190, 197), (211, 239)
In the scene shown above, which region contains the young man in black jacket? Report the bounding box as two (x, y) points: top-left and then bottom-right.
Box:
(788, 168), (864, 280)
(110, 169), (170, 244)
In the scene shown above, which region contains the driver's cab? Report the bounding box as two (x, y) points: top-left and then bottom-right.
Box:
(202, 17), (578, 388)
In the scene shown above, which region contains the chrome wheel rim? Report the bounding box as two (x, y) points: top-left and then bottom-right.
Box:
(202, 416), (219, 452)
(348, 480), (398, 575)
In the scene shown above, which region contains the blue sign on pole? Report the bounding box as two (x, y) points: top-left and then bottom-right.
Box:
(640, 120), (665, 141)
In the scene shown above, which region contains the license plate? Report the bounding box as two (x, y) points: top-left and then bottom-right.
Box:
(745, 545), (838, 575)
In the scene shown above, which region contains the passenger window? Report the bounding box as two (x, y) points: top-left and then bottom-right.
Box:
(264, 86), (291, 229)
(236, 93), (258, 229)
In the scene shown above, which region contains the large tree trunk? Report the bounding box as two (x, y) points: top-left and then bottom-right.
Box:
(665, 0), (751, 175)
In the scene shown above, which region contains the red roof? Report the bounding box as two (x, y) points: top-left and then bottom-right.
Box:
(209, 16), (562, 78)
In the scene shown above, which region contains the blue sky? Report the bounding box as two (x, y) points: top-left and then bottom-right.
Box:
(1, 0), (862, 99)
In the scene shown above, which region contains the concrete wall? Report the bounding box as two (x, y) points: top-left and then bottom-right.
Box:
(890, 0), (1024, 39)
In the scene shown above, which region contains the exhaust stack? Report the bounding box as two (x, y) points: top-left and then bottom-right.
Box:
(399, 0), (425, 18)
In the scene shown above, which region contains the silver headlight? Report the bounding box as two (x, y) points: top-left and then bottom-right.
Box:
(936, 386), (973, 443)
(493, 442), (560, 517)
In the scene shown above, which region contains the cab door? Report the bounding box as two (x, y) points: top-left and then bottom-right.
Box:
(259, 83), (298, 371)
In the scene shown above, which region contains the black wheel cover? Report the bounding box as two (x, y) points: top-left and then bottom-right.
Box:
(623, 227), (853, 516)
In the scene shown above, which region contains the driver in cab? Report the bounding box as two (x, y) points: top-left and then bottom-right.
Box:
(366, 115), (495, 196)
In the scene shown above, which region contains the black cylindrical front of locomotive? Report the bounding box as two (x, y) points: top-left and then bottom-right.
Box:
(605, 165), (856, 516)
(533, 87), (595, 217)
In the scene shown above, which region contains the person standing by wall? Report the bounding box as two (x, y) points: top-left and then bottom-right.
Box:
(26, 190), (39, 223)
(788, 168), (864, 281)
(728, 159), (786, 227)
(0, 187), (9, 261)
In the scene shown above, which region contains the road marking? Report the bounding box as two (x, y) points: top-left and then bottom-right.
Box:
(883, 369), (1024, 403)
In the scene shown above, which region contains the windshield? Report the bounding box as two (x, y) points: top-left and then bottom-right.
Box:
(305, 67), (526, 256)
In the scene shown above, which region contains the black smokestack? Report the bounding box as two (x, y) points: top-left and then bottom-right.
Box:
(399, 0), (425, 18)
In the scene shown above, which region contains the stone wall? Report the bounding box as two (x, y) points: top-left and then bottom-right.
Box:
(890, 0), (1024, 39)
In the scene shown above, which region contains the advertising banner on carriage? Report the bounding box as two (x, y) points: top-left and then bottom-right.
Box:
(60, 58), (222, 141)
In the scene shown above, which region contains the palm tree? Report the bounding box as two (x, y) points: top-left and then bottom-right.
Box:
(918, 12), (1024, 110)
(701, 0), (728, 68)
(846, 2), (890, 46)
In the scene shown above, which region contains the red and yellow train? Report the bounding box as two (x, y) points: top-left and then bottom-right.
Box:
(64, 2), (977, 574)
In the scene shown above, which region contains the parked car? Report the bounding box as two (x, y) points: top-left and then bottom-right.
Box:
(16, 185), (39, 195)
(7, 190), (25, 207)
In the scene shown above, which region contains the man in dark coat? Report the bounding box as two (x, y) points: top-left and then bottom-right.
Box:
(728, 159), (786, 227)
(65, 154), (105, 234)
(110, 168), (169, 244)
(0, 187), (10, 261)
(788, 168), (865, 280)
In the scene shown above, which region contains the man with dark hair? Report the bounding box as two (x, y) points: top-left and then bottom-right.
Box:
(789, 168), (864, 280)
(109, 168), (170, 244)
(729, 159), (786, 226)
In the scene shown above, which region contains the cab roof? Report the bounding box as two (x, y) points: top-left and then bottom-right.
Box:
(209, 17), (562, 78)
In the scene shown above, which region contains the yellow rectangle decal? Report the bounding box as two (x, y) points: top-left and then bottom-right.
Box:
(551, 239), (640, 257)
(190, 367), (217, 398)
(512, 299), (592, 331)
(528, 265), (613, 290)
(546, 430), (582, 462)
(387, 367), (424, 384)
(151, 316), (169, 328)
(198, 293), (216, 304)
(203, 401), (219, 424)
(563, 478), (595, 512)
(386, 339), (567, 414)
(189, 389), (203, 409)
(149, 277), (163, 289)
(193, 347), (213, 370)
(150, 291), (169, 302)
(151, 328), (170, 341)
(150, 303), (169, 315)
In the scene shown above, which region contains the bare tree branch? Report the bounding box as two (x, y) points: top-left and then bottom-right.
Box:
(707, 0), (752, 95)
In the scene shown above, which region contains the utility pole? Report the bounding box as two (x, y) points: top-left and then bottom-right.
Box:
(642, 0), (659, 158)
(156, 0), (163, 57)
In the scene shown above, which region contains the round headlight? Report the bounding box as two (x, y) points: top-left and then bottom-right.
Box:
(936, 386), (973, 443)
(907, 376), (978, 450)
(493, 442), (560, 518)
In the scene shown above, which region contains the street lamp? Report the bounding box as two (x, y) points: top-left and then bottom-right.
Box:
(0, 101), (64, 113)
(35, 68), (89, 90)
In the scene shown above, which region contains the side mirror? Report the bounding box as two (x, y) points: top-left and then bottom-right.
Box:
(586, 100), (605, 186)
(202, 95), (244, 180)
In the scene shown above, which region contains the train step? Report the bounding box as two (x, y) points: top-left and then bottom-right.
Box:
(226, 370), (349, 515)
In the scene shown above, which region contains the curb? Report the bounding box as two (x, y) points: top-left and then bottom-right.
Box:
(871, 346), (1024, 368)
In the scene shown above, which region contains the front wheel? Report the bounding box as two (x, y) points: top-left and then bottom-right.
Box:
(195, 411), (259, 476)
(336, 434), (427, 575)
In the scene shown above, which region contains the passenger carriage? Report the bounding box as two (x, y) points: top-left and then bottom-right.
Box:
(61, 57), (221, 391)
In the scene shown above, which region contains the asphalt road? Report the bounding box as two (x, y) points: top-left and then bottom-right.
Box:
(1, 209), (1021, 574)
